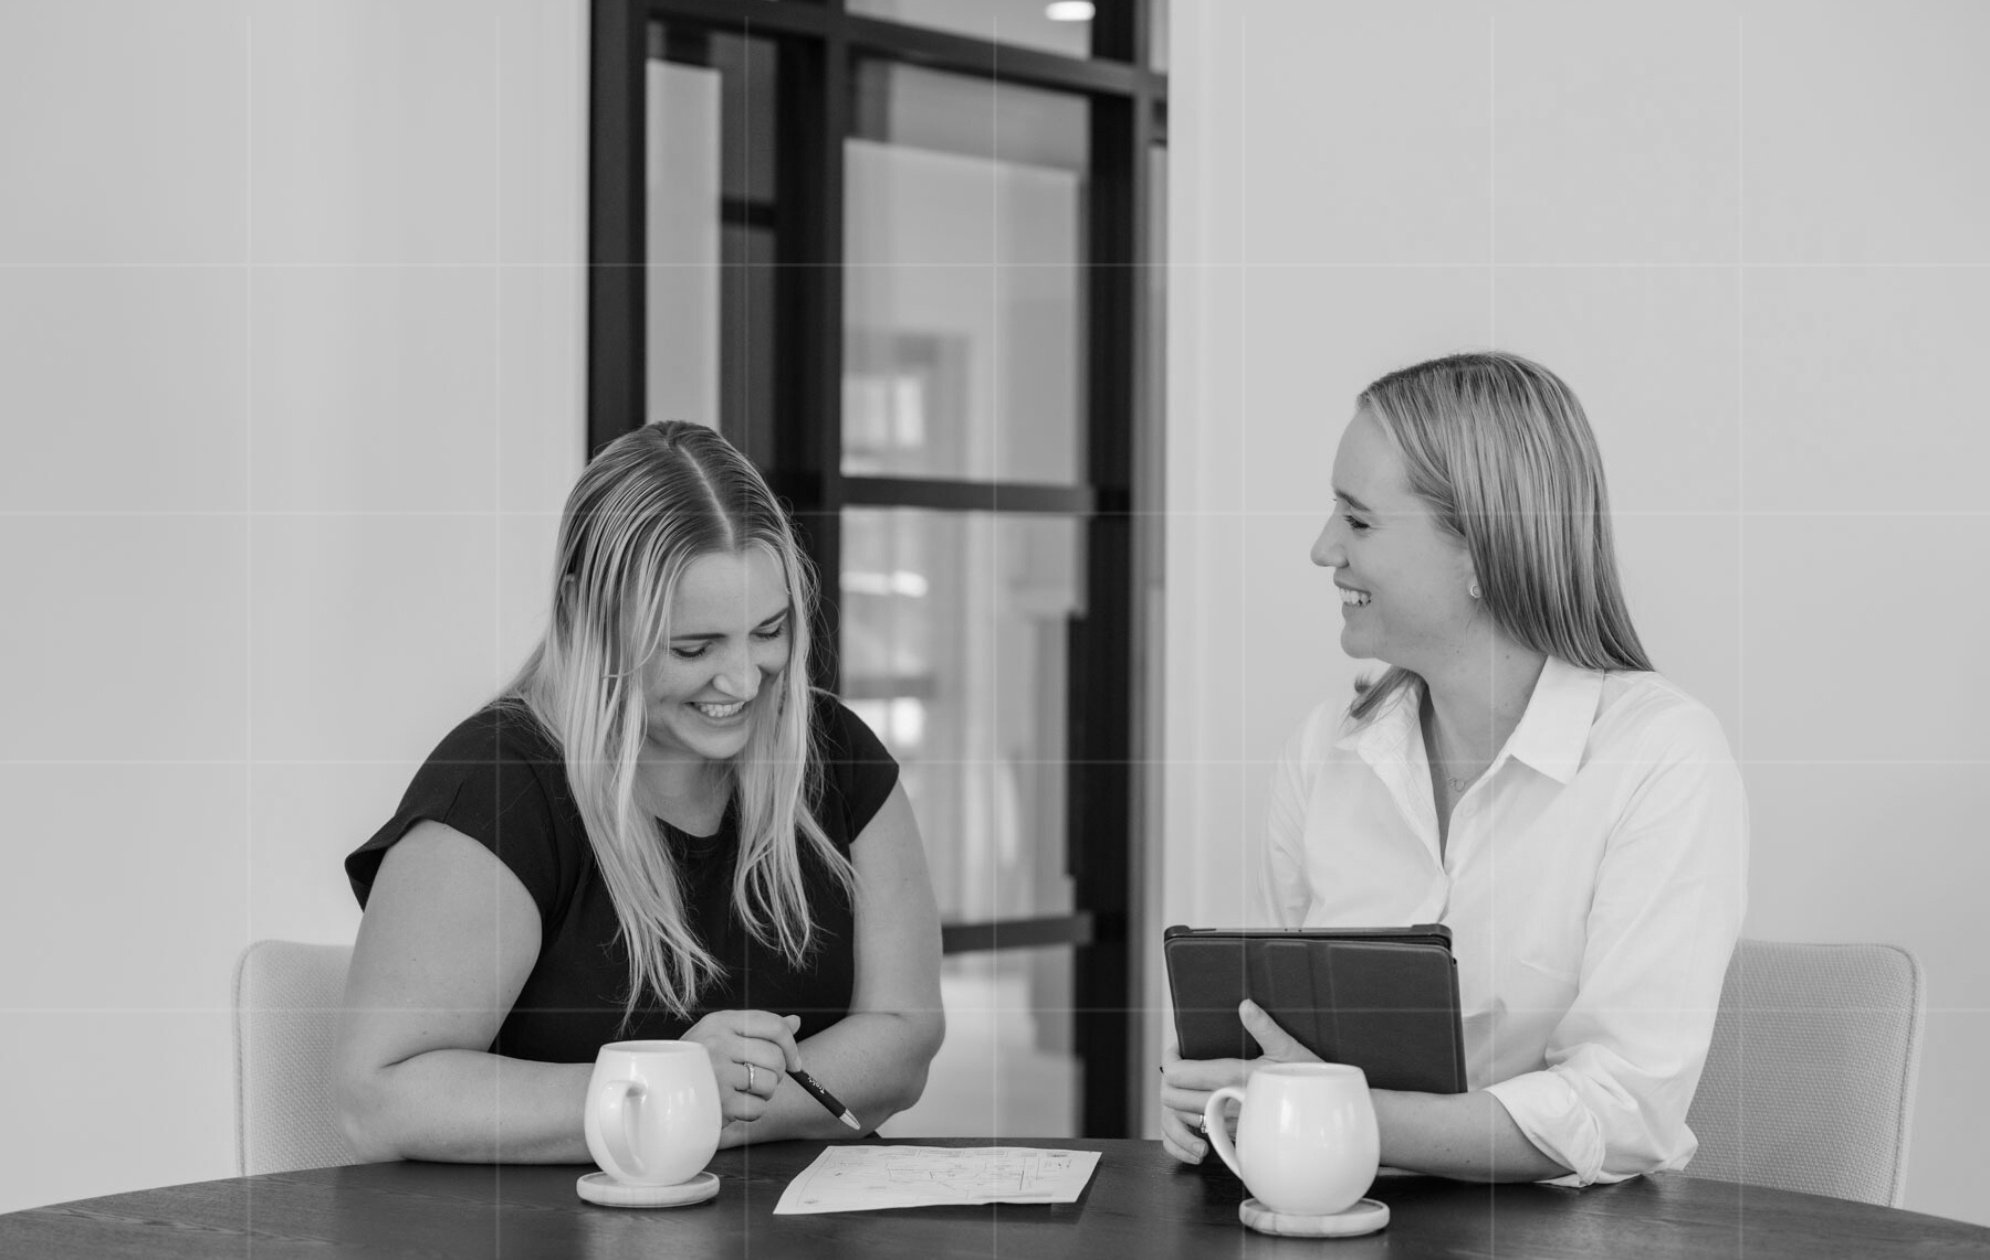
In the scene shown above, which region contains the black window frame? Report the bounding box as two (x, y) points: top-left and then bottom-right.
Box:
(587, 0), (1165, 1138)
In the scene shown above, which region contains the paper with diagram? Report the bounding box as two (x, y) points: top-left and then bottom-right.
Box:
(772, 1145), (1102, 1214)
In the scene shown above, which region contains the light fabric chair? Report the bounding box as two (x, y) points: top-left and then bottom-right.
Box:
(1683, 939), (1924, 1207)
(233, 939), (362, 1175)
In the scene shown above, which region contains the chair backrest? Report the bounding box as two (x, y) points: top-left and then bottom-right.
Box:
(1684, 938), (1924, 1207)
(233, 939), (361, 1176)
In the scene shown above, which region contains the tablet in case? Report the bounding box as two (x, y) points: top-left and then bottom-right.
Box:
(1164, 924), (1467, 1095)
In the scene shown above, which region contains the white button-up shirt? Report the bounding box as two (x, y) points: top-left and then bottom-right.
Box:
(1262, 658), (1748, 1185)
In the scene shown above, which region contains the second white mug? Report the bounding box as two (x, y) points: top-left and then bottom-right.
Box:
(583, 1040), (723, 1188)
(1203, 1061), (1380, 1217)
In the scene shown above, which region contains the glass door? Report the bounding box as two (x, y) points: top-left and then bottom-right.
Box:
(593, 0), (1167, 1136)
(839, 63), (1091, 1136)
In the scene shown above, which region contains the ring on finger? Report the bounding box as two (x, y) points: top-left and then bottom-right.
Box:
(745, 1061), (758, 1093)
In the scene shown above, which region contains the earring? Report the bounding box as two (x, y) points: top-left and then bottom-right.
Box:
(1468, 580), (1482, 600)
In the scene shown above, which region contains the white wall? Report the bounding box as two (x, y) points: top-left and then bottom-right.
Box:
(1159, 0), (1990, 1226)
(0, 0), (587, 1212)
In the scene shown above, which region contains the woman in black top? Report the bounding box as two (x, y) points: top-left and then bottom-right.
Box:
(334, 423), (944, 1161)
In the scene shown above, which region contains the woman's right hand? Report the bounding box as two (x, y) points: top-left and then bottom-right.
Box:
(1159, 1040), (1244, 1164)
(1158, 1001), (1322, 1164)
(681, 1009), (803, 1134)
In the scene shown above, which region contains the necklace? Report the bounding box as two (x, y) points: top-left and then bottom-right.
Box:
(1436, 754), (1489, 796)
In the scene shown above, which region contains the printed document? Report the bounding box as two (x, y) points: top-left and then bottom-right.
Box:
(772, 1145), (1101, 1214)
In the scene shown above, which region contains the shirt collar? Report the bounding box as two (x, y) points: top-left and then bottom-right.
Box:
(1334, 657), (1604, 786)
(1335, 676), (1422, 763)
(1500, 656), (1605, 784)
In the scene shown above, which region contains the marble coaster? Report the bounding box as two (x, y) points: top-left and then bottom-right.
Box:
(576, 1170), (720, 1209)
(1239, 1196), (1389, 1238)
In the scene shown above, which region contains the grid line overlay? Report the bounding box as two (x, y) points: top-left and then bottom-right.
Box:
(12, 0), (1986, 1241)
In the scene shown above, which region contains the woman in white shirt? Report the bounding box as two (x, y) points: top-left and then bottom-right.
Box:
(1159, 352), (1747, 1185)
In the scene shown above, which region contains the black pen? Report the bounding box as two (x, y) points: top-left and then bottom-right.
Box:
(791, 1066), (862, 1131)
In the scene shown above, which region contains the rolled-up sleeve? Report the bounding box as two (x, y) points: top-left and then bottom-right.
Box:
(1485, 712), (1749, 1185)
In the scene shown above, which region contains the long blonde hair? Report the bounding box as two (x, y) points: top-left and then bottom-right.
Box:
(505, 422), (852, 1021)
(1348, 352), (1652, 724)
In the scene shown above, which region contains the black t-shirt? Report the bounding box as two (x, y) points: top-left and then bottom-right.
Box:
(344, 693), (899, 1063)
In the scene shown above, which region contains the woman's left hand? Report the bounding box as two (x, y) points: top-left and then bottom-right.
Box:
(1158, 999), (1322, 1164)
(680, 1009), (802, 1130)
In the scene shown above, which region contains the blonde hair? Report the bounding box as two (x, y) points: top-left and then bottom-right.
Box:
(1348, 352), (1652, 724)
(504, 422), (852, 1022)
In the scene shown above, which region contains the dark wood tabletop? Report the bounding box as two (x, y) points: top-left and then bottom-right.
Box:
(4, 1138), (1987, 1259)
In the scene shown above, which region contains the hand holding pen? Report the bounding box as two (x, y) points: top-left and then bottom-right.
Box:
(684, 1010), (817, 1128)
(682, 1008), (861, 1131)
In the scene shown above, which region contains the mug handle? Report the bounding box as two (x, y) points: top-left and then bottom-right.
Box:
(1203, 1085), (1247, 1181)
(596, 1078), (647, 1181)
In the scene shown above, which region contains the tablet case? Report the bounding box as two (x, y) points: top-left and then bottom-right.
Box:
(1164, 924), (1467, 1095)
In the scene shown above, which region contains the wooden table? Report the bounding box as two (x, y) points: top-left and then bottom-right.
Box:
(4, 1139), (1986, 1258)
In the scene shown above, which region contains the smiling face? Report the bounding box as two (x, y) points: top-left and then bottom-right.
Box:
(1311, 409), (1479, 671)
(641, 547), (793, 768)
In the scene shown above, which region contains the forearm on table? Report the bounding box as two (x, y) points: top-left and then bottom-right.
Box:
(731, 1011), (943, 1145)
(341, 1049), (594, 1164)
(1371, 1089), (1570, 1183)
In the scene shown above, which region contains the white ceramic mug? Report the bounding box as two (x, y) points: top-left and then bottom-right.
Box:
(584, 1040), (723, 1187)
(1203, 1062), (1380, 1217)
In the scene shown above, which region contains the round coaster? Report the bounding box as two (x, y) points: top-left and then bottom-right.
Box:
(1239, 1196), (1389, 1238)
(576, 1170), (720, 1209)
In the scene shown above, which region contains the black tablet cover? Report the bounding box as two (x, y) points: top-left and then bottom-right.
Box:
(1164, 924), (1467, 1095)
